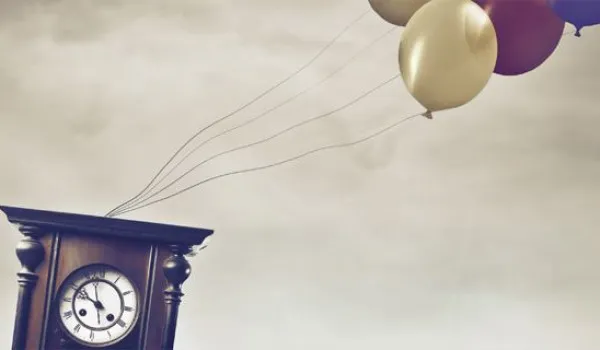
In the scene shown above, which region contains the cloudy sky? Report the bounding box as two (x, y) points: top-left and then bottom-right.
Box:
(1, 0), (599, 349)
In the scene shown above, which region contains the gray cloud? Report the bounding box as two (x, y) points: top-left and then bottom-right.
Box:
(0, 0), (599, 348)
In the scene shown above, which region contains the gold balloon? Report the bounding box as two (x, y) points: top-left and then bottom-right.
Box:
(369, 0), (432, 27)
(398, 0), (498, 112)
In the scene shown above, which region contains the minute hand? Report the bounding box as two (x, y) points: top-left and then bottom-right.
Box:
(93, 283), (105, 310)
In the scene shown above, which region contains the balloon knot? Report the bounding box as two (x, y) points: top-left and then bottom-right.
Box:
(422, 111), (433, 119)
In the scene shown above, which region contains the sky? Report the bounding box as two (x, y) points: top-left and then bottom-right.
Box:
(0, 0), (599, 349)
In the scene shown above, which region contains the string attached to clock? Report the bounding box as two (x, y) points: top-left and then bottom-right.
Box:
(109, 111), (424, 217)
(108, 25), (398, 217)
(105, 9), (377, 217)
(108, 73), (402, 216)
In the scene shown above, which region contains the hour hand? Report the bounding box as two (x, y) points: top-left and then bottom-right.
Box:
(77, 289), (94, 302)
(78, 289), (104, 309)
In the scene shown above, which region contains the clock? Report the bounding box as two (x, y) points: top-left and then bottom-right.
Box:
(0, 205), (214, 350)
(56, 264), (140, 347)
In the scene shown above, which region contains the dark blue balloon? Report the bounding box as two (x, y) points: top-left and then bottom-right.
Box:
(548, 0), (600, 36)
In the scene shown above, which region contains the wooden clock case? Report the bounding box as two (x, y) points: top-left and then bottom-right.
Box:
(0, 205), (214, 350)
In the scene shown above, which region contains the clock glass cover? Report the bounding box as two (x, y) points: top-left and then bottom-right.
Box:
(56, 264), (140, 347)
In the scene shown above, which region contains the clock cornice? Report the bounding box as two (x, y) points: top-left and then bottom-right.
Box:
(0, 205), (214, 246)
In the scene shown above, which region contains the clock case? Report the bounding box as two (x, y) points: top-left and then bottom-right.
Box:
(1, 205), (214, 350)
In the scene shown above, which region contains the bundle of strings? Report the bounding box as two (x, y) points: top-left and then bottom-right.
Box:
(105, 9), (426, 218)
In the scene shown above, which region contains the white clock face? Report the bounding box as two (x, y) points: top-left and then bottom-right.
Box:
(56, 264), (140, 347)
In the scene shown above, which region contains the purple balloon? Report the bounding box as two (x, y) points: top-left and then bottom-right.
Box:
(474, 0), (565, 76)
(548, 0), (600, 36)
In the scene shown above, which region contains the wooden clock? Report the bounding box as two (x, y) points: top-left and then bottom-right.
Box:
(0, 205), (214, 350)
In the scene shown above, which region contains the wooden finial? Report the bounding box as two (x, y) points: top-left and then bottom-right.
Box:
(161, 245), (193, 350)
(12, 226), (45, 350)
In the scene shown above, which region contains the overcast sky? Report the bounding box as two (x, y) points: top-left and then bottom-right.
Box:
(1, 0), (599, 349)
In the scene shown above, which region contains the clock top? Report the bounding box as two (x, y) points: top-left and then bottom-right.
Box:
(0, 205), (214, 246)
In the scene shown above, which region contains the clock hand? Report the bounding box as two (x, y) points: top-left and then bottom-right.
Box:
(93, 286), (101, 326)
(79, 289), (95, 302)
(79, 289), (105, 310)
(93, 283), (105, 310)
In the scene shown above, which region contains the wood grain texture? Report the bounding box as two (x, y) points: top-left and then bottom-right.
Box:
(2, 206), (208, 350)
(44, 233), (152, 350)
(0, 205), (213, 246)
(145, 246), (171, 350)
(20, 234), (53, 350)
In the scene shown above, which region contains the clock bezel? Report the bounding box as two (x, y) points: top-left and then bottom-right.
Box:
(54, 263), (141, 348)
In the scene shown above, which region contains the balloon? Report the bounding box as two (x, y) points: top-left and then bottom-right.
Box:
(398, 0), (498, 113)
(369, 0), (432, 26)
(547, 0), (600, 36)
(474, 0), (565, 76)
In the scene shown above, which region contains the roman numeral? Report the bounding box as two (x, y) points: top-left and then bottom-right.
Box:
(85, 269), (106, 280)
(122, 290), (133, 296)
(117, 319), (126, 328)
(124, 306), (133, 312)
(62, 311), (73, 319)
(114, 275), (121, 284)
(107, 330), (111, 338)
(70, 283), (79, 291)
(63, 297), (72, 303)
(74, 324), (81, 333)
(89, 330), (94, 341)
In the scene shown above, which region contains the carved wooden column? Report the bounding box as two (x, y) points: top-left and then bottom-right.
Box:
(161, 245), (192, 350)
(12, 225), (45, 350)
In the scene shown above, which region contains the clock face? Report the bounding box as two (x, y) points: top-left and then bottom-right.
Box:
(56, 264), (140, 347)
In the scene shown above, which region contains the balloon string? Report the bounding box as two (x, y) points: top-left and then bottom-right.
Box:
(109, 74), (401, 217)
(105, 9), (372, 217)
(112, 26), (398, 216)
(112, 112), (424, 217)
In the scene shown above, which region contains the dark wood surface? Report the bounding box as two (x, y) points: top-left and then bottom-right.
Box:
(22, 234), (54, 350)
(137, 244), (158, 349)
(145, 246), (171, 350)
(161, 246), (192, 350)
(0, 205), (214, 246)
(44, 233), (152, 350)
(1, 205), (207, 350)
